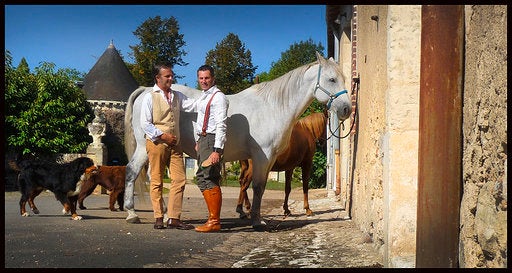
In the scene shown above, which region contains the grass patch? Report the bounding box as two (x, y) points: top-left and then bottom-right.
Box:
(180, 176), (301, 191)
(160, 175), (302, 193)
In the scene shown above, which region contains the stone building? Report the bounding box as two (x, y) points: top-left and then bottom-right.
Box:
(82, 41), (140, 165)
(325, 5), (506, 268)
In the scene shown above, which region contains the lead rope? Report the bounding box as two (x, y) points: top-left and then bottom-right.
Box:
(327, 76), (359, 140)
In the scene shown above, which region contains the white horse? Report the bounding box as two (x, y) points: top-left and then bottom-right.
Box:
(123, 52), (352, 230)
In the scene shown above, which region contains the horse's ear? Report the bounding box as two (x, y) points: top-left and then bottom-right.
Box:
(315, 51), (326, 64)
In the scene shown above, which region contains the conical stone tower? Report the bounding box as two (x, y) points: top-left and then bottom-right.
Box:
(83, 40), (139, 103)
(82, 41), (140, 166)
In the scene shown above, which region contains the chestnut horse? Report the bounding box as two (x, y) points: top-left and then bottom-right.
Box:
(236, 112), (327, 218)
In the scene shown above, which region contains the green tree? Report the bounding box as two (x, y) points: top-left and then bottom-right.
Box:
(129, 16), (188, 86)
(16, 57), (30, 74)
(5, 51), (93, 158)
(204, 33), (257, 94)
(262, 38), (325, 83)
(258, 38), (326, 118)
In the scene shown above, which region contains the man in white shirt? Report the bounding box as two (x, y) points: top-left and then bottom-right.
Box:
(193, 65), (228, 232)
(140, 63), (196, 230)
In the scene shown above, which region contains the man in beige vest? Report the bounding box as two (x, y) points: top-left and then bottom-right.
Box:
(140, 63), (196, 229)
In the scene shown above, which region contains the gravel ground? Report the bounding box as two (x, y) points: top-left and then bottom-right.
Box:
(5, 184), (383, 268)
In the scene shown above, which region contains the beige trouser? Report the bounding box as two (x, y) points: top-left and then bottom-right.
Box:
(146, 139), (187, 219)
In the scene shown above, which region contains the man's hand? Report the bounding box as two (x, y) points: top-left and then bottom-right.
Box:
(160, 133), (177, 146)
(209, 151), (221, 165)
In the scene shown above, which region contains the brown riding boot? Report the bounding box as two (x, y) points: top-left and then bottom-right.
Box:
(195, 186), (222, 232)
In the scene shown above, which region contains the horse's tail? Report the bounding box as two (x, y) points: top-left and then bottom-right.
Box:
(135, 164), (149, 204)
(124, 86), (145, 160)
(124, 86), (151, 203)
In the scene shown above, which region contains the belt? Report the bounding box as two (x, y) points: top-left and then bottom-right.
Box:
(197, 132), (215, 137)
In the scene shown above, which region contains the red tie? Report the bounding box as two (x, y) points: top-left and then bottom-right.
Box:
(201, 91), (219, 136)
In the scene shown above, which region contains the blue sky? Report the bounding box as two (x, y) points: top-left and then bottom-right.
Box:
(5, 5), (327, 87)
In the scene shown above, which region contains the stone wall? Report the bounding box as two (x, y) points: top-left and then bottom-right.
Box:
(101, 107), (128, 165)
(88, 103), (128, 165)
(350, 4), (388, 259)
(382, 6), (421, 267)
(334, 5), (506, 268)
(459, 5), (507, 268)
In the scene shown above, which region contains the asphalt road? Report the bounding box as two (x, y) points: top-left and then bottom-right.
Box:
(4, 184), (383, 268)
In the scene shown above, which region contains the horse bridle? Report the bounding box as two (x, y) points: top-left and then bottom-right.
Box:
(327, 76), (359, 140)
(314, 64), (348, 110)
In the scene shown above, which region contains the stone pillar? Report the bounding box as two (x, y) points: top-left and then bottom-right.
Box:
(87, 107), (108, 194)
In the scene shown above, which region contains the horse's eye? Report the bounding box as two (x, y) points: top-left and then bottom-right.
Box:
(329, 78), (336, 83)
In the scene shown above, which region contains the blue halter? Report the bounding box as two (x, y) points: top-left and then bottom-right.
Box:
(314, 64), (348, 109)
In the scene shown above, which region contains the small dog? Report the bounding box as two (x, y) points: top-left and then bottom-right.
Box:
(78, 165), (126, 211)
(13, 156), (95, 220)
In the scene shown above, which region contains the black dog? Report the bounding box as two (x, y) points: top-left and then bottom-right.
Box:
(13, 157), (95, 220)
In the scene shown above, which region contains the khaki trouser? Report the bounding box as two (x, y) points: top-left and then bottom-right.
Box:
(146, 139), (187, 219)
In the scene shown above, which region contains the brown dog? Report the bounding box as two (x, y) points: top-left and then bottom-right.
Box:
(78, 165), (126, 211)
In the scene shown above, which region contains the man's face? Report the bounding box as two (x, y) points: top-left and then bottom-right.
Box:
(156, 68), (173, 91)
(197, 70), (214, 91)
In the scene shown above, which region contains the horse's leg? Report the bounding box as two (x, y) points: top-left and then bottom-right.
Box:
(124, 149), (146, 223)
(250, 161), (270, 230)
(283, 170), (293, 216)
(244, 159), (253, 213)
(243, 187), (251, 212)
(238, 182), (251, 218)
(236, 160), (251, 218)
(236, 186), (249, 218)
(236, 161), (246, 217)
(301, 161), (313, 216)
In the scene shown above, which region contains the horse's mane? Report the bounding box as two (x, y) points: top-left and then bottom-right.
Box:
(298, 112), (327, 141)
(251, 62), (316, 109)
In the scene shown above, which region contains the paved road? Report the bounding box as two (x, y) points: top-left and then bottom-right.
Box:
(4, 184), (383, 268)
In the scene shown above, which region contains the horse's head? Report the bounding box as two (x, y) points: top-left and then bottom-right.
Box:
(311, 52), (352, 122)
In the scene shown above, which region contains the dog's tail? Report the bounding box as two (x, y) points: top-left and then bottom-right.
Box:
(8, 160), (21, 172)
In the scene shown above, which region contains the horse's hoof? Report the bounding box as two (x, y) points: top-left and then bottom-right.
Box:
(252, 224), (268, 232)
(126, 216), (141, 224)
(252, 220), (267, 232)
(238, 213), (248, 219)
